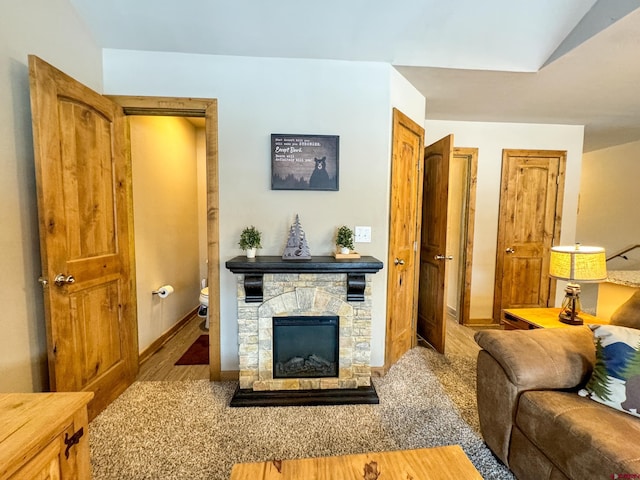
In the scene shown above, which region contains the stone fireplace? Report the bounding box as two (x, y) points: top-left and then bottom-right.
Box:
(225, 255), (383, 405)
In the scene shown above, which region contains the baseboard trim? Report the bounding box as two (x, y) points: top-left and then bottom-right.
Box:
(220, 370), (239, 381)
(139, 306), (199, 366)
(464, 317), (500, 327)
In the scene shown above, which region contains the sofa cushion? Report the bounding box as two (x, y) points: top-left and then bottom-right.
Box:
(516, 390), (640, 478)
(474, 326), (594, 390)
(610, 290), (640, 330)
(580, 324), (640, 418)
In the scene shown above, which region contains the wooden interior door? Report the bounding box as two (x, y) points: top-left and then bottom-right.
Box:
(385, 108), (424, 369)
(29, 55), (138, 419)
(493, 149), (566, 322)
(417, 135), (453, 353)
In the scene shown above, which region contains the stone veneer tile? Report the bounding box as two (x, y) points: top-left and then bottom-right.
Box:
(338, 303), (353, 317)
(320, 378), (340, 389)
(295, 288), (315, 311)
(312, 289), (332, 312)
(238, 334), (259, 347)
(281, 291), (299, 313)
(339, 379), (358, 389)
(339, 367), (354, 379)
(352, 365), (371, 374)
(299, 379), (321, 390)
(339, 356), (353, 368)
(356, 376), (371, 387)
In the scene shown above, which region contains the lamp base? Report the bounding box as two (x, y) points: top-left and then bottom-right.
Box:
(558, 313), (583, 325)
(557, 283), (583, 325)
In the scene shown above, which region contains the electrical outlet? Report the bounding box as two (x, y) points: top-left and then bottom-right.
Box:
(354, 226), (372, 243)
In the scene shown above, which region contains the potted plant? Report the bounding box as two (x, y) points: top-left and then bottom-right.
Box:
(336, 225), (355, 254)
(239, 226), (262, 258)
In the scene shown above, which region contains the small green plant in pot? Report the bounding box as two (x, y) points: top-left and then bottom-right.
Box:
(336, 225), (354, 254)
(239, 226), (262, 258)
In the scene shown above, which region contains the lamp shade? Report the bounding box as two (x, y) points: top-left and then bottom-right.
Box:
(549, 245), (607, 282)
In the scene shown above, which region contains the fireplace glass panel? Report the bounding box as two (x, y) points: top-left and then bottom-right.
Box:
(273, 316), (339, 378)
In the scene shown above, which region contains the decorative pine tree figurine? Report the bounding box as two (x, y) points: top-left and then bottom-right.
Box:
(585, 337), (613, 402)
(621, 341), (640, 380)
(621, 341), (640, 413)
(282, 214), (311, 260)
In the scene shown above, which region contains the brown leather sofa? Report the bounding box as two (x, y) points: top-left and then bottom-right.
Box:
(475, 324), (640, 479)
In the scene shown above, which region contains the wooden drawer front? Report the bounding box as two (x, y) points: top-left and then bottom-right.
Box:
(502, 314), (536, 330)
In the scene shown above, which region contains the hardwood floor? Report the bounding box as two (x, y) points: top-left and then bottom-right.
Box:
(441, 316), (481, 359)
(138, 312), (492, 382)
(137, 313), (210, 381)
(419, 315), (501, 360)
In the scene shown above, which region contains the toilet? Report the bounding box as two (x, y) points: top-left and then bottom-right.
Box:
(199, 287), (209, 329)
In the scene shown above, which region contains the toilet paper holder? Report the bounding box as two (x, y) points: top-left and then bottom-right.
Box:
(152, 285), (174, 298)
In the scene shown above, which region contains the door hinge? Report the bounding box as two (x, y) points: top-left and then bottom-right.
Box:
(64, 427), (84, 459)
(414, 241), (418, 251)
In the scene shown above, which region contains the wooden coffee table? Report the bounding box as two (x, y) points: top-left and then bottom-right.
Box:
(230, 445), (482, 479)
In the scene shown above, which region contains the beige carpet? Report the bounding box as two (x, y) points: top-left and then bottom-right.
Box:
(89, 346), (514, 479)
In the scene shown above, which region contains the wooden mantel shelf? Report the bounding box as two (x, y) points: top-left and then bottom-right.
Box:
(225, 255), (384, 302)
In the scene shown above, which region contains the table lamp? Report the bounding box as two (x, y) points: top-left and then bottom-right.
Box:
(548, 244), (607, 325)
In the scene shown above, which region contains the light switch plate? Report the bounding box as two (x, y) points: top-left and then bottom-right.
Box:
(355, 226), (372, 243)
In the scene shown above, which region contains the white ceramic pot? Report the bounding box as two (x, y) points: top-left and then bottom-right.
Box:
(246, 247), (257, 258)
(340, 246), (350, 255)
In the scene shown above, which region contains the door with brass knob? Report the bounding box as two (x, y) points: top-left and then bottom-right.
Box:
(418, 134), (454, 354)
(29, 55), (138, 421)
(493, 149), (565, 322)
(385, 109), (424, 369)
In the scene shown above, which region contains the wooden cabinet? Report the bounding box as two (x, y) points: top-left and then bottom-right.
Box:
(0, 392), (93, 479)
(502, 307), (607, 330)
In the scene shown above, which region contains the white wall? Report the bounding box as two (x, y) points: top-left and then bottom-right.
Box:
(130, 116), (203, 352)
(424, 120), (585, 320)
(577, 139), (640, 270)
(577, 140), (640, 313)
(390, 68), (427, 125)
(0, 0), (103, 392)
(103, 50), (423, 369)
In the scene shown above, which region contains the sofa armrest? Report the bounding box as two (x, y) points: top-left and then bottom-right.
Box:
(474, 325), (595, 390)
(474, 326), (595, 466)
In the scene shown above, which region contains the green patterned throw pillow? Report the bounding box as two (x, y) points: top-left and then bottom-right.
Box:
(579, 324), (640, 418)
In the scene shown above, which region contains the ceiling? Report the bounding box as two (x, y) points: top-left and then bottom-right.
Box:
(69, 0), (640, 152)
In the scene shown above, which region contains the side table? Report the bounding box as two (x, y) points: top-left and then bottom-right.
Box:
(501, 307), (608, 330)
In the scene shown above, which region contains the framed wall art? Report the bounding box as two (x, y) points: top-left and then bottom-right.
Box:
(271, 134), (339, 191)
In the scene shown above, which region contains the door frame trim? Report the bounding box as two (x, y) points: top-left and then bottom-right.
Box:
(108, 95), (221, 381)
(453, 147), (478, 326)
